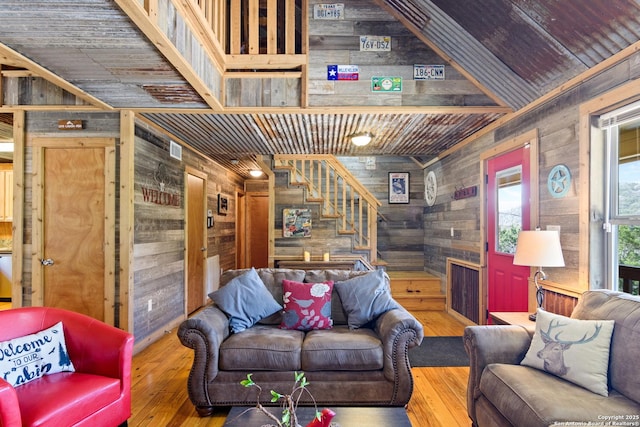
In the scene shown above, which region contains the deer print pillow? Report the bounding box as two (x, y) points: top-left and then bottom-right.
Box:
(521, 309), (614, 396)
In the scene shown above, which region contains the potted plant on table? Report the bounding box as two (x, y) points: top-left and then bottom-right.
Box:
(238, 371), (335, 427)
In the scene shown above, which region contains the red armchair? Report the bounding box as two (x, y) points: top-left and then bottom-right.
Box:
(0, 307), (134, 427)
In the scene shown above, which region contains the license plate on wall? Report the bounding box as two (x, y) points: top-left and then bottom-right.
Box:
(360, 36), (391, 51)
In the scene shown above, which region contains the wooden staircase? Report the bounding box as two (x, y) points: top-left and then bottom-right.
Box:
(274, 155), (382, 264)
(388, 271), (445, 311)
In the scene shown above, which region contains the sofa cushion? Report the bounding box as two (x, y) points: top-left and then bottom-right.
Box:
(219, 325), (304, 371)
(334, 269), (401, 329)
(521, 309), (614, 396)
(220, 268), (307, 325)
(280, 279), (333, 330)
(210, 268), (283, 333)
(305, 270), (370, 325)
(301, 326), (384, 371)
(571, 290), (640, 404)
(479, 364), (640, 427)
(16, 372), (120, 427)
(0, 321), (75, 387)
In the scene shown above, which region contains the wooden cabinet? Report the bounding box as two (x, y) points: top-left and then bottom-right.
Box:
(0, 165), (12, 222)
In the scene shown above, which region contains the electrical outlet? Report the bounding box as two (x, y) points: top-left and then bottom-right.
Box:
(148, 299), (152, 312)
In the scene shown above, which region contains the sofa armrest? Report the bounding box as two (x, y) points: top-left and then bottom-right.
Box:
(374, 307), (424, 405)
(54, 311), (134, 400)
(463, 325), (532, 424)
(0, 378), (21, 426)
(177, 305), (230, 409)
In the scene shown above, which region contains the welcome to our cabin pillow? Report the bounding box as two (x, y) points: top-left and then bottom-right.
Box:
(0, 321), (75, 387)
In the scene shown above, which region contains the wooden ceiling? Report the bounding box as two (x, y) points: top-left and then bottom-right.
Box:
(1, 0), (639, 176)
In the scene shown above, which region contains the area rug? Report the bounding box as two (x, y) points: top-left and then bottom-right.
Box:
(409, 336), (469, 367)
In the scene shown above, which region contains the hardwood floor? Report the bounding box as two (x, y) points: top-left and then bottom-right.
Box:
(130, 310), (471, 427)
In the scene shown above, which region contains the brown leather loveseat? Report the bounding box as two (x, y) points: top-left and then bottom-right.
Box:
(178, 268), (423, 416)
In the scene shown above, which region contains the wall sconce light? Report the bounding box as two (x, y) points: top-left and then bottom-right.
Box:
(249, 169), (263, 177)
(350, 133), (372, 147)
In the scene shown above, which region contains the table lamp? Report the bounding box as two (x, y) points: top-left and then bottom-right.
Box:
(513, 230), (565, 321)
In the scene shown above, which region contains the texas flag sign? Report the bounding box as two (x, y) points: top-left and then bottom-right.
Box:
(327, 65), (359, 81)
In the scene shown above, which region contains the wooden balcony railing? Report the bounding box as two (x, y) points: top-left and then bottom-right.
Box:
(192, 0), (306, 69)
(619, 264), (640, 295)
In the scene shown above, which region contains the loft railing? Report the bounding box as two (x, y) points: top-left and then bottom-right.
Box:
(274, 155), (382, 263)
(619, 264), (640, 295)
(135, 0), (308, 106)
(190, 0), (306, 69)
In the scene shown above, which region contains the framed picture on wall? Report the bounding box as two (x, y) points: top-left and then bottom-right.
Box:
(218, 194), (228, 215)
(283, 208), (312, 238)
(389, 172), (410, 204)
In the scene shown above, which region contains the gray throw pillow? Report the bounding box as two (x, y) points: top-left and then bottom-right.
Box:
(209, 267), (283, 333)
(334, 269), (401, 329)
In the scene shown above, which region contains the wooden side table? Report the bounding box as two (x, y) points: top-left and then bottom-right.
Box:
(489, 312), (536, 334)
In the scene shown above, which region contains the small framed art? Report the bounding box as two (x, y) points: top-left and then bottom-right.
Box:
(389, 172), (410, 204)
(218, 194), (228, 215)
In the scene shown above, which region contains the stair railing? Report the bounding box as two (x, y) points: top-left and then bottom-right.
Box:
(274, 155), (381, 263)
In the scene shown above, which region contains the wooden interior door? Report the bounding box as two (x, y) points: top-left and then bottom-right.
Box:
(33, 138), (115, 324)
(246, 192), (269, 268)
(486, 147), (531, 318)
(186, 172), (206, 314)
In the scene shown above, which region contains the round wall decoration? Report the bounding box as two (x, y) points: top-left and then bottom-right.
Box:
(547, 164), (571, 198)
(425, 171), (437, 206)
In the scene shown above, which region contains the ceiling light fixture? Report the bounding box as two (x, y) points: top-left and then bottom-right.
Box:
(350, 133), (372, 147)
(249, 169), (263, 177)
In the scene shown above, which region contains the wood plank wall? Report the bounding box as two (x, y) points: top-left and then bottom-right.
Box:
(306, 0), (494, 108)
(423, 50), (640, 299)
(133, 122), (244, 344)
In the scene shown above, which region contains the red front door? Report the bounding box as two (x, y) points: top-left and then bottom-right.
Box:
(487, 147), (531, 318)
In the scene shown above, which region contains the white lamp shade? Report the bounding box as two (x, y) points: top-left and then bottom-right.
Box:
(513, 230), (565, 267)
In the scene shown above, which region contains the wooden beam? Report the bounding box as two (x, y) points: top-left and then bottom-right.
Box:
(114, 0), (224, 111)
(0, 42), (113, 110)
(119, 110), (135, 333)
(11, 110), (24, 307)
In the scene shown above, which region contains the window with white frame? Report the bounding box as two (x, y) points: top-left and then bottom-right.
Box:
(600, 102), (640, 295)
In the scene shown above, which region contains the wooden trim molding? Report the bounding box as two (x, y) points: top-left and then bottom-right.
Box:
(578, 79), (640, 292)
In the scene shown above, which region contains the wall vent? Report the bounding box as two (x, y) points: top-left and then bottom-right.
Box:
(447, 258), (481, 324)
(169, 140), (182, 161)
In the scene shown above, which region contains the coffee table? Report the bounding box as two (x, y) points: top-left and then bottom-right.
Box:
(223, 406), (412, 426)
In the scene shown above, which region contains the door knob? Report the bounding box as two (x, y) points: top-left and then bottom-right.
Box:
(201, 247), (207, 252)
(41, 258), (54, 266)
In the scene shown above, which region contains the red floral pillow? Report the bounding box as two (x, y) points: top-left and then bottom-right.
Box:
(280, 279), (334, 330)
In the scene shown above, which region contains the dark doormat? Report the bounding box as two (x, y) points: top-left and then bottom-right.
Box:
(409, 336), (469, 367)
